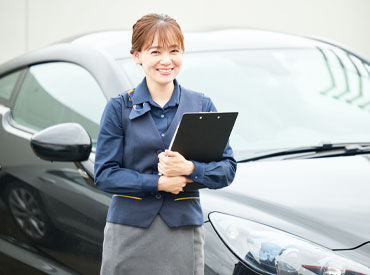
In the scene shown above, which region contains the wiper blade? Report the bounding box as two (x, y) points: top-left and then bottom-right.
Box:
(237, 142), (370, 162)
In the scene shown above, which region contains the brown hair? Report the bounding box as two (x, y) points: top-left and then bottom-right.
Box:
(130, 13), (184, 54)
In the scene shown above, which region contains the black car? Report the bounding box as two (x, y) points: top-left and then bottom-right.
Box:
(0, 29), (370, 274)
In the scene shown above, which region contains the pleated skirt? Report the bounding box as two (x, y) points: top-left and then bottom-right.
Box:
(100, 214), (205, 275)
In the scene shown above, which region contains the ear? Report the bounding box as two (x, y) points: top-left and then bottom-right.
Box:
(133, 51), (142, 65)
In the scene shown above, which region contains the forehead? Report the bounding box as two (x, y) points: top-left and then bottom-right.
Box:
(144, 30), (181, 49)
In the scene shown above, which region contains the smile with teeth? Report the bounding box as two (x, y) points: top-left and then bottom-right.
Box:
(157, 68), (173, 72)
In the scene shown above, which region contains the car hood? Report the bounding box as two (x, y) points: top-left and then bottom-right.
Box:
(201, 154), (370, 250)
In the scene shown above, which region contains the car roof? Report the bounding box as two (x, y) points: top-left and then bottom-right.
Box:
(0, 28), (367, 90)
(66, 28), (327, 59)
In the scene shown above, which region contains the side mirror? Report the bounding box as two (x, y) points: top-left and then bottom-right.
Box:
(30, 123), (92, 162)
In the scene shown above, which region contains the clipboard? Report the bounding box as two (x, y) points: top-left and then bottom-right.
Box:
(169, 112), (238, 190)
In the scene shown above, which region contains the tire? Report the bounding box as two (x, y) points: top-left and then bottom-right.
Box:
(4, 182), (56, 245)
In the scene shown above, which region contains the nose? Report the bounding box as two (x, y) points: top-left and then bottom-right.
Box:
(160, 52), (171, 65)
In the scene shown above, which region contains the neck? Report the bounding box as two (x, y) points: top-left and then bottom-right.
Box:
(146, 78), (175, 108)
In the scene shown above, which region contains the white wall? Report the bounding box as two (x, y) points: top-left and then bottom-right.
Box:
(1, 0), (369, 64)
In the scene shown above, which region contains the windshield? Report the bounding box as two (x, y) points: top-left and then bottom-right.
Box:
(118, 47), (370, 157)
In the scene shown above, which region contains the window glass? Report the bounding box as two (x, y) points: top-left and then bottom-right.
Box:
(118, 48), (370, 155)
(13, 62), (107, 148)
(0, 71), (21, 100)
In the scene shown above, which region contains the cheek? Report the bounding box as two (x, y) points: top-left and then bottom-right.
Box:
(141, 61), (156, 73)
(174, 56), (183, 69)
(141, 55), (159, 69)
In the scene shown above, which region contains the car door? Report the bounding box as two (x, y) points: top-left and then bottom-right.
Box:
(0, 62), (110, 274)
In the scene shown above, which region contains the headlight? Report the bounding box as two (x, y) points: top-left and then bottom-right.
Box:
(209, 212), (370, 275)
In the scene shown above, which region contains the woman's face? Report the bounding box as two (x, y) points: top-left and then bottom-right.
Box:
(133, 33), (183, 88)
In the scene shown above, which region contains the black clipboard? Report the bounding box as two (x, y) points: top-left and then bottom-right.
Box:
(169, 112), (238, 190)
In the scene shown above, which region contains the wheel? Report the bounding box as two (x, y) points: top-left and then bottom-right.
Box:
(5, 182), (55, 244)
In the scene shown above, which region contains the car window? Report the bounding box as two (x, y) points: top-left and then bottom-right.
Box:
(118, 48), (370, 153)
(12, 62), (107, 148)
(0, 70), (22, 101)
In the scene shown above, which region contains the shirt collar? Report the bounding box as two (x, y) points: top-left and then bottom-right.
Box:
(132, 77), (180, 107)
(129, 77), (180, 120)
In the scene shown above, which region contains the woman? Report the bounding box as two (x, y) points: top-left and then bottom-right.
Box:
(94, 13), (236, 275)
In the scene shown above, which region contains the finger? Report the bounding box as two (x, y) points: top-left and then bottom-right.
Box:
(159, 163), (171, 175)
(185, 177), (194, 183)
(165, 150), (177, 157)
(158, 156), (168, 165)
(158, 164), (167, 175)
(159, 152), (170, 162)
(158, 154), (166, 162)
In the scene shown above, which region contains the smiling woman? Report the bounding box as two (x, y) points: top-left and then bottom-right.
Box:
(94, 13), (237, 275)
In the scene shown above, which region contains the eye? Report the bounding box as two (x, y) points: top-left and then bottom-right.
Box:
(171, 49), (180, 53)
(151, 50), (159, 54)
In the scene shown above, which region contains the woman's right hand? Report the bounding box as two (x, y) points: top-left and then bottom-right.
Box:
(157, 176), (193, 194)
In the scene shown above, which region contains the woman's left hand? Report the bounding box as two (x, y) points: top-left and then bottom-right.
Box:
(158, 150), (195, 177)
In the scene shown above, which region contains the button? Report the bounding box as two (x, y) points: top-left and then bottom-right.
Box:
(195, 176), (198, 179)
(161, 114), (165, 118)
(155, 193), (162, 199)
(161, 133), (165, 137)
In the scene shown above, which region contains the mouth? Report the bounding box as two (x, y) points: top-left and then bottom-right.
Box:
(156, 68), (173, 73)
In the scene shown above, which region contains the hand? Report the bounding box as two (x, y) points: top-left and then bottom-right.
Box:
(158, 150), (195, 177)
(157, 176), (193, 194)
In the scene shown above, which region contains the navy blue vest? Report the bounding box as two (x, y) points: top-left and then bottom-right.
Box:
(106, 86), (204, 228)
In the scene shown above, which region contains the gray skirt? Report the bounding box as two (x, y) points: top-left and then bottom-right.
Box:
(100, 215), (205, 275)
